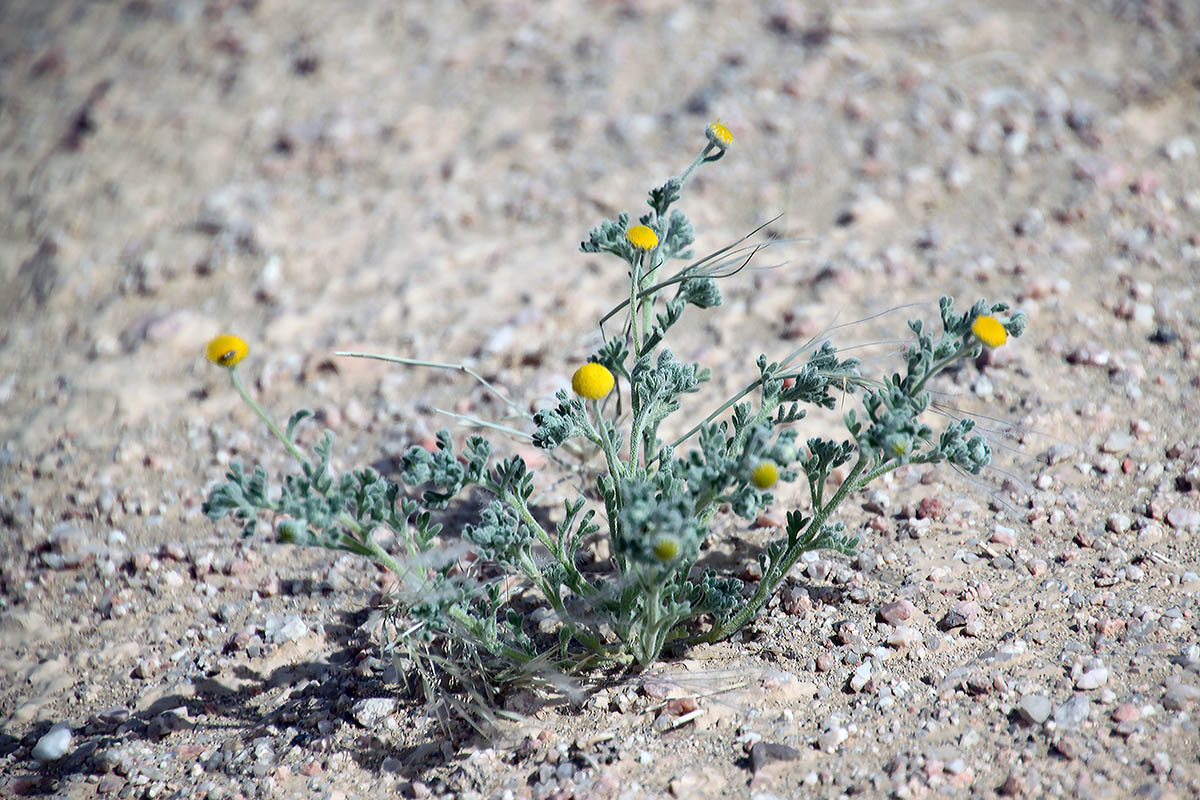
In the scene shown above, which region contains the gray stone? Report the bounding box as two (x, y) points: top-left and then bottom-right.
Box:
(1100, 431), (1133, 454)
(1166, 507), (1200, 532)
(264, 614), (308, 644)
(1053, 695), (1091, 730)
(351, 697), (396, 728)
(749, 741), (802, 774)
(817, 726), (848, 753)
(1163, 681), (1200, 711)
(1017, 694), (1052, 725)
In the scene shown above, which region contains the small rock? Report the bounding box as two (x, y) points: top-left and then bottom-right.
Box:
(133, 656), (162, 679)
(878, 599), (914, 626)
(781, 586), (811, 617)
(849, 661), (872, 693)
(149, 707), (192, 739)
(669, 772), (704, 797)
(1111, 703), (1140, 723)
(1163, 136), (1196, 162)
(887, 626), (921, 649)
(31, 723), (72, 761)
(1052, 735), (1082, 760)
(754, 510), (785, 528)
(991, 525), (1016, 546)
(1075, 667), (1109, 690)
(264, 614), (308, 644)
(1100, 432), (1133, 454)
(863, 489), (890, 515)
(998, 773), (1026, 797)
(1105, 513), (1131, 534)
(749, 741), (802, 775)
(1166, 507), (1200, 532)
(351, 697), (396, 728)
(96, 708), (130, 726)
(816, 726), (848, 753)
(939, 600), (979, 630)
(1053, 695), (1091, 730)
(916, 496), (946, 520)
(1018, 694), (1052, 725)
(97, 775), (125, 795)
(1163, 681), (1200, 711)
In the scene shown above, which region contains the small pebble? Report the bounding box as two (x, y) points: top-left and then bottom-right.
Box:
(1163, 681), (1200, 711)
(991, 525), (1016, 546)
(939, 600), (979, 630)
(31, 723), (72, 761)
(816, 726), (848, 753)
(878, 598), (914, 626)
(1054, 695), (1091, 730)
(887, 626), (921, 649)
(1100, 431), (1133, 454)
(264, 614), (308, 644)
(1166, 507), (1200, 532)
(350, 697), (396, 728)
(1075, 667), (1109, 690)
(1018, 694), (1052, 725)
(849, 660), (872, 693)
(1111, 703), (1140, 723)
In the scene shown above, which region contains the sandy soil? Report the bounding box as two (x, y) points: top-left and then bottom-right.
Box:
(2, 1), (1199, 798)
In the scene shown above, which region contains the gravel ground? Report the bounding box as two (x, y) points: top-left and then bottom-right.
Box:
(2, 1), (1199, 798)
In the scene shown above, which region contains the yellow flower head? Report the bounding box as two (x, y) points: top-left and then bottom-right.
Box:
(205, 334), (248, 368)
(750, 461), (778, 490)
(652, 535), (681, 562)
(971, 315), (1008, 348)
(572, 362), (614, 400)
(625, 224), (658, 250)
(706, 119), (733, 149)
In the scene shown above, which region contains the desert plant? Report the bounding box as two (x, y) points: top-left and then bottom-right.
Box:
(202, 121), (1025, 684)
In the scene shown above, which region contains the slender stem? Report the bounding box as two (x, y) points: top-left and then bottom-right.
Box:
(640, 253), (661, 349)
(637, 583), (662, 665)
(911, 344), (972, 396)
(666, 374), (765, 454)
(228, 367), (306, 462)
(334, 351), (531, 421)
(629, 253), (643, 351)
(678, 145), (713, 185)
(432, 408), (532, 440)
(364, 536), (405, 577)
(591, 400), (625, 482)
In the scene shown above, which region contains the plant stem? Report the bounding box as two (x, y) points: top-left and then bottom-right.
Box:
(334, 351), (531, 421)
(229, 367), (306, 463)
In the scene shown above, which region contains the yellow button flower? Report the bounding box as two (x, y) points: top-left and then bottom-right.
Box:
(571, 362), (614, 400)
(706, 119), (733, 149)
(970, 315), (1008, 348)
(205, 334), (248, 367)
(652, 535), (680, 562)
(625, 225), (658, 250)
(750, 461), (778, 490)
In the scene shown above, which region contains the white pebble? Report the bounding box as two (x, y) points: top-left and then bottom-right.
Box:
(1076, 667), (1109, 690)
(32, 724), (71, 761)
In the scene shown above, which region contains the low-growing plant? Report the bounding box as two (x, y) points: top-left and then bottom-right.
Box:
(203, 122), (1025, 689)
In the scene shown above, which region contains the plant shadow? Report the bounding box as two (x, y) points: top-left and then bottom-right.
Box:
(2, 603), (484, 798)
